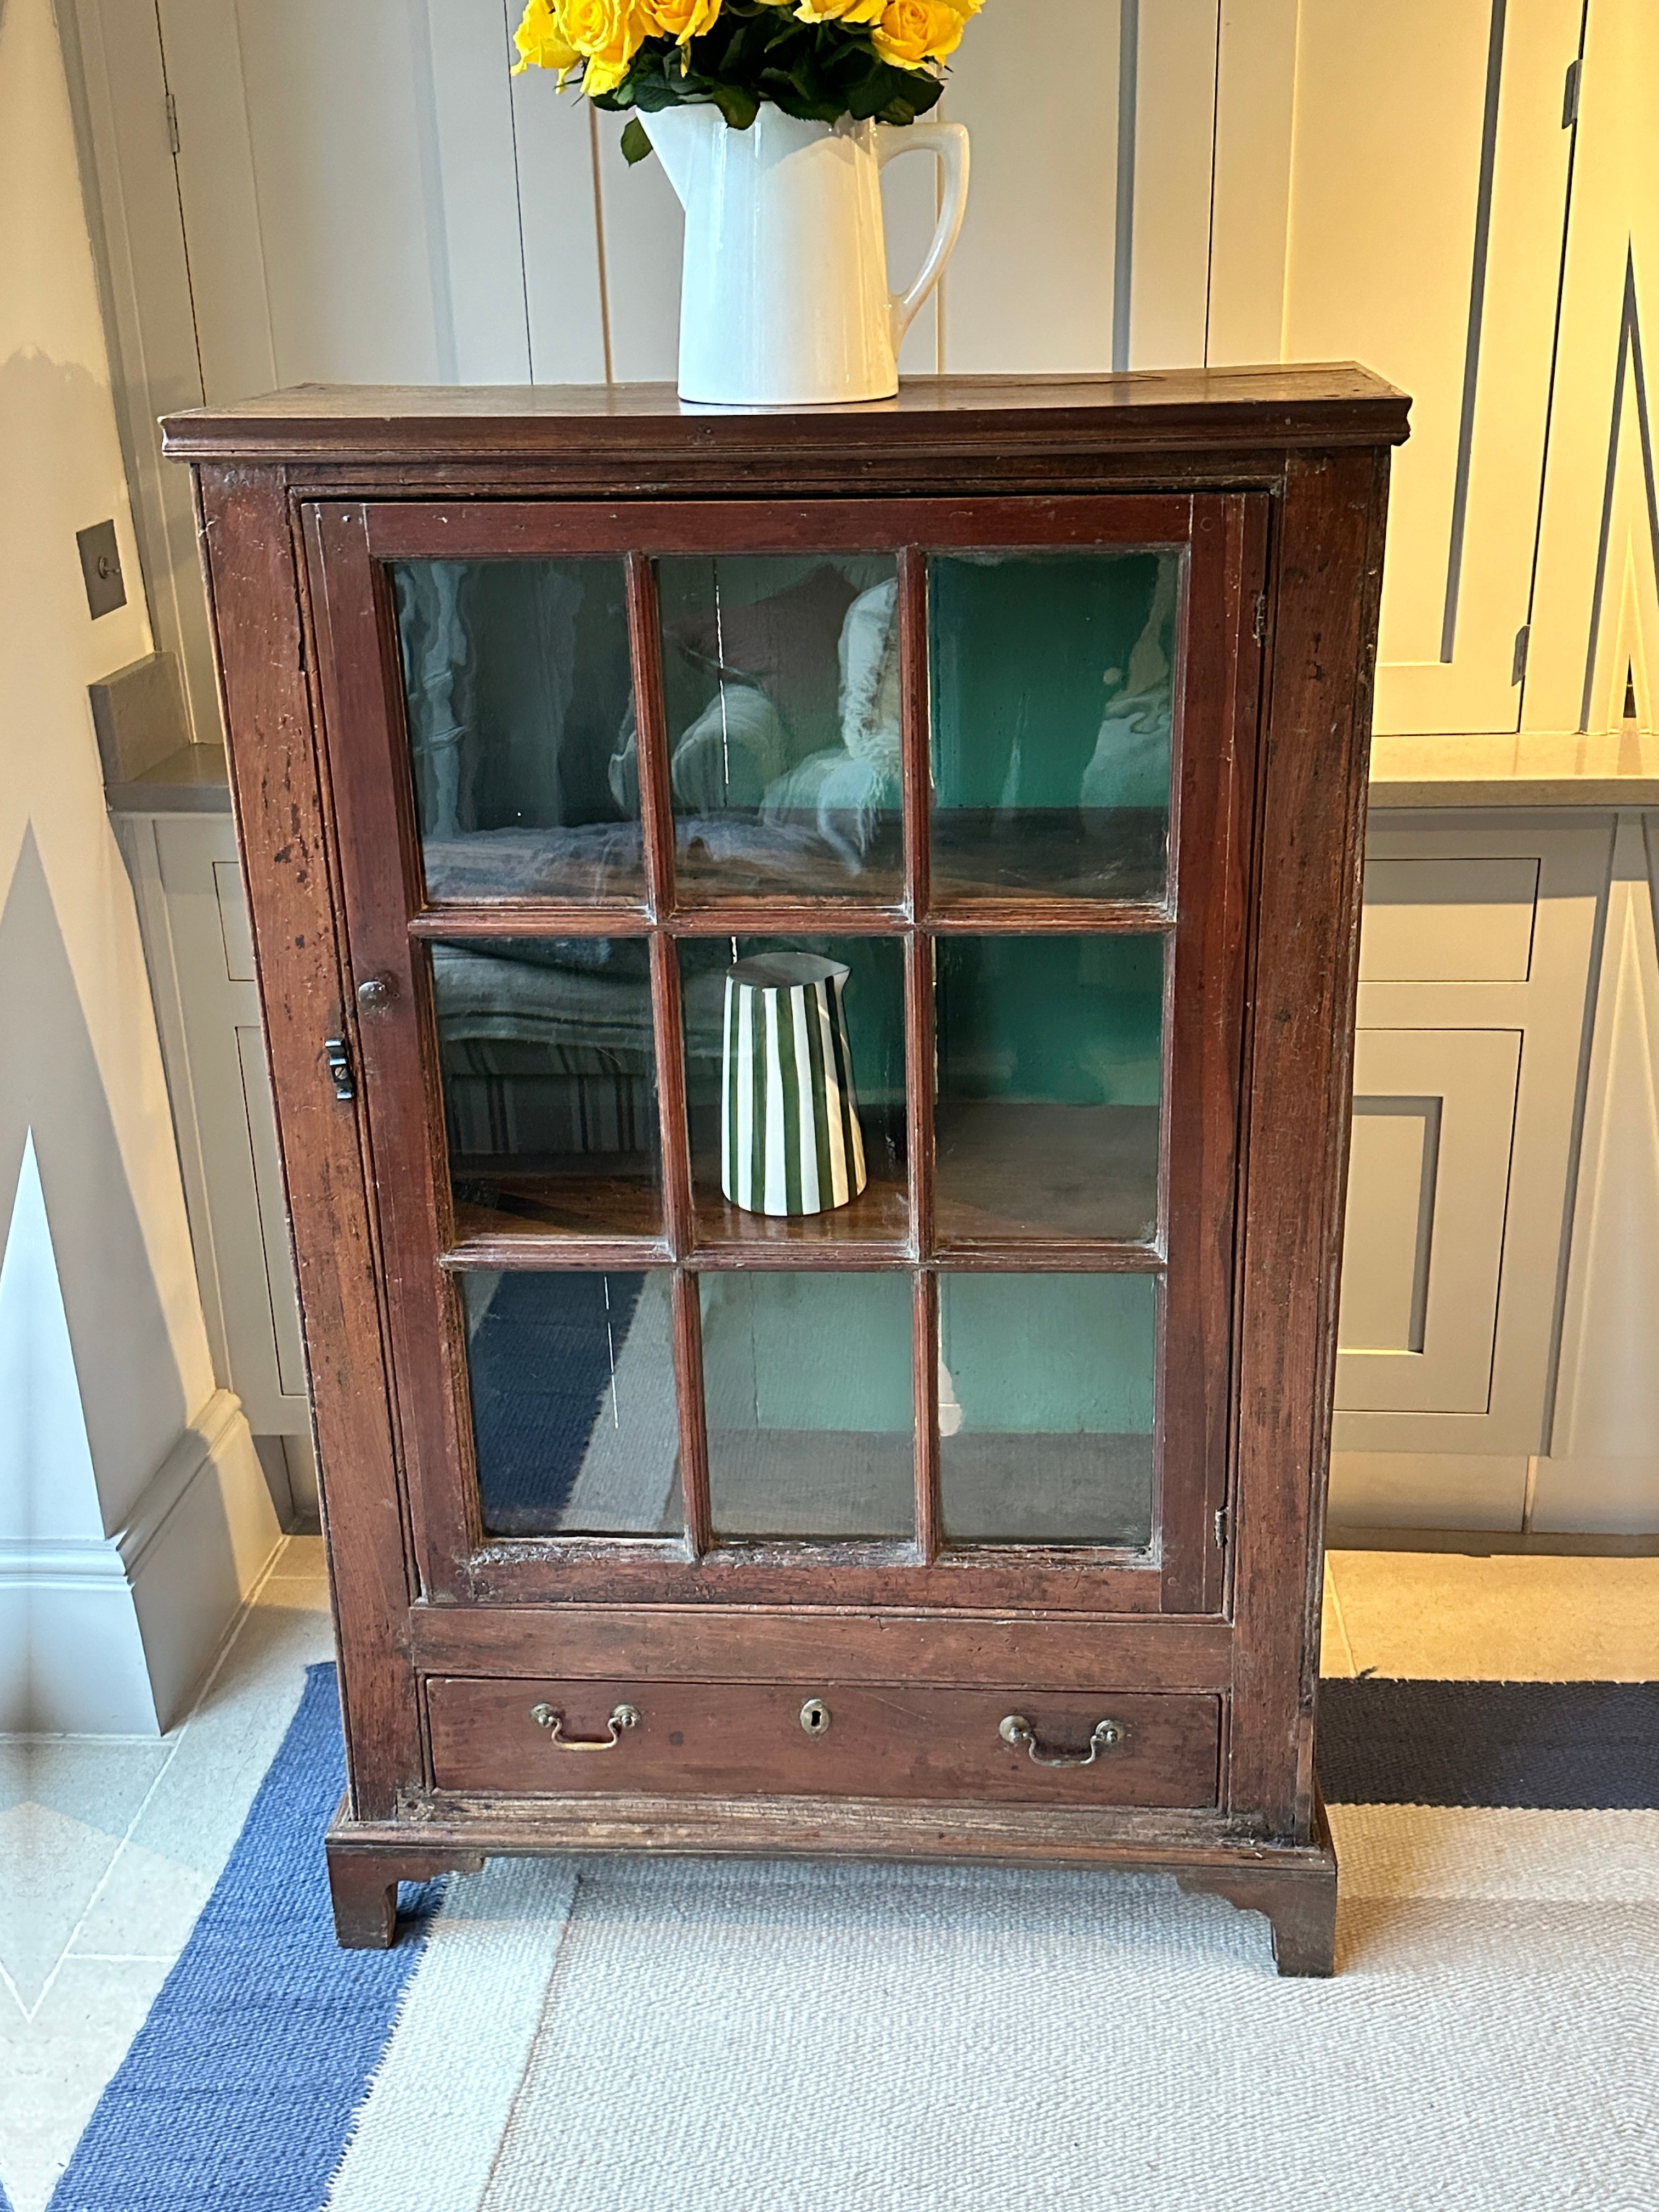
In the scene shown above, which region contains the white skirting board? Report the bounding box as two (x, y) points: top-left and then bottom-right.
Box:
(1528, 1453), (1659, 1536)
(0, 1387), (281, 1731)
(1329, 1448), (1659, 1537)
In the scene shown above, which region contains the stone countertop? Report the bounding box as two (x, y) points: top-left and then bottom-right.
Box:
(105, 743), (233, 815)
(1369, 728), (1659, 808)
(105, 730), (1658, 819)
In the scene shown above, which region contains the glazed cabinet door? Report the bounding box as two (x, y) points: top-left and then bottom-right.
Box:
(303, 493), (1267, 1619)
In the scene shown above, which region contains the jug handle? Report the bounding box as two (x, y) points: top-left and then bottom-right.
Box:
(878, 122), (970, 351)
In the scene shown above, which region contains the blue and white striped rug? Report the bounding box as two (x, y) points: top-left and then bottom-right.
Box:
(48, 1666), (1659, 2210)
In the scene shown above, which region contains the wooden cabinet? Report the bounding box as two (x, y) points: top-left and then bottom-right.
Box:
(162, 369), (1406, 1976)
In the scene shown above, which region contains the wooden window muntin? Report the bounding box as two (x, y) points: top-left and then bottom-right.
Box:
(304, 493), (1262, 1616)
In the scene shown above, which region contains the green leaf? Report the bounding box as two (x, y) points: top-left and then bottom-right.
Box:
(619, 115), (654, 164)
(704, 78), (763, 129)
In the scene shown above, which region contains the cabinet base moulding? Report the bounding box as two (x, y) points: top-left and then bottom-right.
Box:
(324, 1791), (1339, 1977)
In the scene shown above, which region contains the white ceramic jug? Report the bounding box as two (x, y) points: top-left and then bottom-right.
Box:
(642, 104), (969, 408)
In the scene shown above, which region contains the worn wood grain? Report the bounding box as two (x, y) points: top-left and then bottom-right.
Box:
(1226, 450), (1391, 1838)
(194, 469), (420, 1818)
(180, 372), (1399, 1954)
(405, 1602), (1234, 1690)
(163, 366), (1410, 468)
(427, 1679), (1222, 1808)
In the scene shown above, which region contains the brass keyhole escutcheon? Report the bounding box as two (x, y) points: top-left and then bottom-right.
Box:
(799, 1699), (831, 1737)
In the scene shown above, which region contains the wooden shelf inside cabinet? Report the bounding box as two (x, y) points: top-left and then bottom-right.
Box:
(928, 809), (1170, 906)
(165, 368), (1407, 1974)
(933, 1102), (1161, 1251)
(690, 1169), (913, 1262)
(449, 1164), (665, 1248)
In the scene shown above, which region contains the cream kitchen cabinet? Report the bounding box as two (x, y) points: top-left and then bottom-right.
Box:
(1331, 806), (1659, 1534)
(116, 799), (318, 1525)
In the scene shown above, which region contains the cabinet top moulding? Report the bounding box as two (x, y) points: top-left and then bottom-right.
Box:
(160, 366), (1410, 477)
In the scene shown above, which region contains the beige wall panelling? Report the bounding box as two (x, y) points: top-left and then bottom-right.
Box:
(1331, 811), (1609, 1531)
(1125, 0), (1218, 371)
(1283, 0), (1583, 737)
(1524, 0), (1658, 740)
(224, 0), (445, 383)
(592, 107), (684, 382)
(61, 0), (217, 750)
(941, 0), (1122, 373)
(1205, 0), (1299, 369)
(407, 0), (535, 382)
(879, 97), (942, 376)
(1536, 812), (1659, 1532)
(510, 63), (608, 382)
(150, 0), (276, 406)
(1339, 1026), (1522, 1415)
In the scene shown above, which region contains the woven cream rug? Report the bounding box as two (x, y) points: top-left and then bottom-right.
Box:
(324, 1805), (1658, 2211)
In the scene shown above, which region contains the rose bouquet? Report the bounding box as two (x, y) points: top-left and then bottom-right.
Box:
(512, 0), (982, 160)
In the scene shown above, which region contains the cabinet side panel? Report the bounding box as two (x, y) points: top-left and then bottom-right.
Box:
(1229, 447), (1390, 1839)
(193, 463), (419, 1819)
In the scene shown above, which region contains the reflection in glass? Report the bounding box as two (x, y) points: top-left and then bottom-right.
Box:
(432, 938), (662, 1239)
(392, 558), (641, 902)
(930, 550), (1179, 899)
(461, 1271), (680, 1536)
(934, 935), (1163, 1245)
(701, 1273), (914, 1538)
(939, 1274), (1156, 1548)
(682, 936), (908, 1244)
(648, 556), (903, 898)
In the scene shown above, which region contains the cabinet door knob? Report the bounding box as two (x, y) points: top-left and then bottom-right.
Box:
(356, 975), (397, 1011)
(999, 1714), (1125, 1768)
(529, 1702), (640, 1751)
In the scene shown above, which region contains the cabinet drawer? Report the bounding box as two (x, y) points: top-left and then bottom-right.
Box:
(427, 1678), (1221, 1808)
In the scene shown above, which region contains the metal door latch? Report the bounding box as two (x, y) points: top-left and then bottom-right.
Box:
(323, 1036), (356, 1102)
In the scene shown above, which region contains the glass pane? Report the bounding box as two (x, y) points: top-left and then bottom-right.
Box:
(934, 935), (1163, 1245)
(392, 558), (642, 902)
(655, 555), (903, 899)
(461, 1270), (680, 1536)
(939, 1273), (1156, 1547)
(433, 938), (662, 1240)
(701, 1273), (915, 1539)
(682, 935), (908, 1248)
(930, 549), (1179, 900)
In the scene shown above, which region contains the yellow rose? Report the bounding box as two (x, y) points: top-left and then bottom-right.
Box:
(511, 0), (583, 79)
(871, 0), (963, 65)
(794, 0), (885, 22)
(562, 0), (647, 93)
(643, 0), (723, 40)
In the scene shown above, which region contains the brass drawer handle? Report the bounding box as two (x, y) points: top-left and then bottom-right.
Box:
(530, 1702), (640, 1751)
(1000, 1713), (1126, 1768)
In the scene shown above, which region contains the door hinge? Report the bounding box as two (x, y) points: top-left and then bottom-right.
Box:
(1251, 592), (1268, 647)
(165, 91), (180, 156)
(1561, 58), (1582, 128)
(1214, 1505), (1231, 1550)
(324, 1035), (356, 1102)
(1511, 623), (1530, 686)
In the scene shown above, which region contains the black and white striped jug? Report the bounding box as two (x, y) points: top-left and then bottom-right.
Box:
(720, 952), (867, 1217)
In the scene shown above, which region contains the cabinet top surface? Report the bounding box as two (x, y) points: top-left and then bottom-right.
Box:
(161, 365), (1409, 466)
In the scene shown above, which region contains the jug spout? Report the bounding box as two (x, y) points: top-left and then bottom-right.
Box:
(640, 101), (720, 208)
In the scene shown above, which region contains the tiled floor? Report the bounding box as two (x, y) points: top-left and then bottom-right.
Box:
(3, 1540), (1655, 2212)
(1, 1537), (333, 2212)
